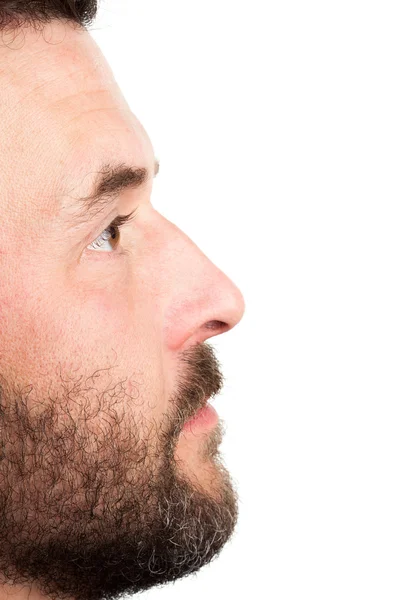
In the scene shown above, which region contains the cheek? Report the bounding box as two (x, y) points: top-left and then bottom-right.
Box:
(2, 273), (165, 418)
(74, 292), (168, 428)
(82, 291), (122, 325)
(6, 285), (130, 384)
(63, 291), (129, 354)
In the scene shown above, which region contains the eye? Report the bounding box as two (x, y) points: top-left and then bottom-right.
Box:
(86, 208), (139, 253)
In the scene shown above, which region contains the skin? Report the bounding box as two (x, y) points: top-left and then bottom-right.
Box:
(0, 19), (245, 600)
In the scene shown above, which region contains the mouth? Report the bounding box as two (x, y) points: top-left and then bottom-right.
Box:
(182, 402), (219, 433)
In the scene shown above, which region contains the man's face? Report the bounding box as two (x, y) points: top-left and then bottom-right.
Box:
(0, 20), (245, 600)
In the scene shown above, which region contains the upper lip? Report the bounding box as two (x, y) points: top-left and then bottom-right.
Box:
(190, 397), (210, 420)
(200, 396), (210, 410)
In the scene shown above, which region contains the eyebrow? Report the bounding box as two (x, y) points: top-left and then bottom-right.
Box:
(66, 158), (159, 228)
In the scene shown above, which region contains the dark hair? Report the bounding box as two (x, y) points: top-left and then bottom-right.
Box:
(0, 0), (98, 33)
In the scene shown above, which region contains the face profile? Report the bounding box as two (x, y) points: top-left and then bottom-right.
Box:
(0, 6), (245, 600)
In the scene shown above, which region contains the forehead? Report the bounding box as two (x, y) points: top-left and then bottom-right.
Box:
(0, 22), (154, 217)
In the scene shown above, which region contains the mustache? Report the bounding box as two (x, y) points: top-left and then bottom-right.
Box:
(171, 342), (225, 426)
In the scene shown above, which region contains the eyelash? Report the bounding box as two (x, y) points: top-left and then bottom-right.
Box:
(89, 207), (139, 252)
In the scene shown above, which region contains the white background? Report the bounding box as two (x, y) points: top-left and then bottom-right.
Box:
(90, 1), (400, 598)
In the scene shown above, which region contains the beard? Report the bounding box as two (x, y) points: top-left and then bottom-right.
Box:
(0, 343), (239, 600)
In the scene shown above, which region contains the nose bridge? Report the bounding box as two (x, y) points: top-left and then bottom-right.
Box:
(152, 210), (245, 346)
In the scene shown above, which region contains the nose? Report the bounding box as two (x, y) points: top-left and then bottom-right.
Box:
(158, 213), (246, 349)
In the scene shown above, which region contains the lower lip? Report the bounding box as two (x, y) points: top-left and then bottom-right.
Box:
(183, 404), (219, 433)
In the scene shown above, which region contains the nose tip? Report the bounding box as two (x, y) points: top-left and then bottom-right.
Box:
(235, 286), (246, 324)
(222, 278), (246, 332)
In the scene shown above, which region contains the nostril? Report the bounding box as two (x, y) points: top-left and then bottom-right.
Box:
(204, 320), (226, 331)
